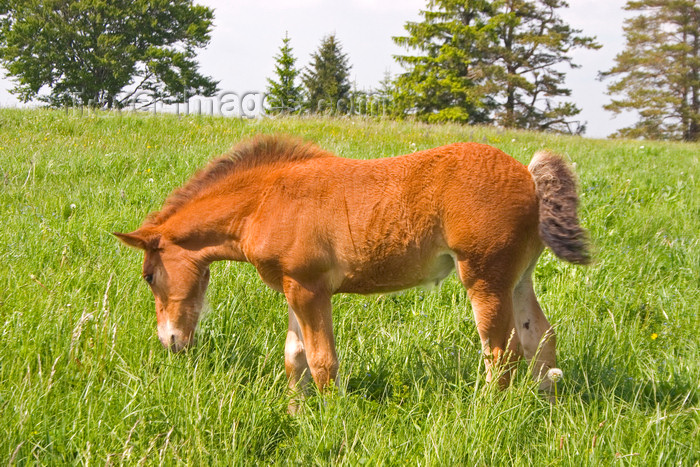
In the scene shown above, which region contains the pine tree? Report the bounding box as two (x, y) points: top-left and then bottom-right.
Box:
(266, 33), (303, 114)
(302, 34), (352, 114)
(392, 0), (597, 131)
(600, 0), (700, 141)
(486, 0), (600, 133)
(392, 0), (496, 124)
(375, 70), (396, 116)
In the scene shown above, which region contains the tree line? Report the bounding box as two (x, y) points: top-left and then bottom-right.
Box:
(0, 0), (698, 141)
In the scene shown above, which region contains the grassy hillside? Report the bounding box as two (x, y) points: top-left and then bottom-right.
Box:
(0, 108), (698, 464)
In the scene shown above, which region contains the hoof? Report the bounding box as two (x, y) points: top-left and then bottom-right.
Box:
(546, 368), (563, 383)
(287, 398), (303, 415)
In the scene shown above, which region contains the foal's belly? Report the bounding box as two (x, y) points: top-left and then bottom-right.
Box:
(336, 250), (457, 294)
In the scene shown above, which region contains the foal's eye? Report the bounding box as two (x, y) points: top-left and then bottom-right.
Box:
(143, 273), (154, 284)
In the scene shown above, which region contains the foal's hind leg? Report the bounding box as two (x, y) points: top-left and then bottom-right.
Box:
(459, 261), (521, 388)
(467, 288), (522, 388)
(512, 266), (559, 392)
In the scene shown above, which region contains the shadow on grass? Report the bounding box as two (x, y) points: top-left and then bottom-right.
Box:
(343, 343), (480, 404)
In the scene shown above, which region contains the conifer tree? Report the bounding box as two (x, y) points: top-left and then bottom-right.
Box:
(393, 0), (598, 132)
(486, 0), (599, 133)
(375, 70), (396, 116)
(600, 0), (700, 141)
(266, 33), (303, 114)
(392, 0), (496, 124)
(302, 34), (352, 114)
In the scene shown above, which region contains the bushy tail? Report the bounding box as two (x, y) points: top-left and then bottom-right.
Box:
(529, 151), (591, 265)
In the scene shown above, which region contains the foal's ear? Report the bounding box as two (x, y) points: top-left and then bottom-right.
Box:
(113, 230), (160, 250)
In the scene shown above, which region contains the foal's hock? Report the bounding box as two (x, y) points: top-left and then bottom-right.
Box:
(115, 135), (590, 403)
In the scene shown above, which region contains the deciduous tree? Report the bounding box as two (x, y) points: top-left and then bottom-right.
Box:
(0, 0), (218, 108)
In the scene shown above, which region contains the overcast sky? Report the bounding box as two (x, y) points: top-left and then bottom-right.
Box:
(0, 0), (636, 139)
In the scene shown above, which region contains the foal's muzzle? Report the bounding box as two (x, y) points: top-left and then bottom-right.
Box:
(157, 321), (192, 352)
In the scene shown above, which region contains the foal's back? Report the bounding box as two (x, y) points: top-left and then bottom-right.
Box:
(242, 142), (540, 295)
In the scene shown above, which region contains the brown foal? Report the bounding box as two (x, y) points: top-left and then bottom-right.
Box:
(115, 135), (589, 405)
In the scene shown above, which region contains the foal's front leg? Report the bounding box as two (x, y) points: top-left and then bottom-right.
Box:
(285, 305), (312, 401)
(283, 277), (338, 391)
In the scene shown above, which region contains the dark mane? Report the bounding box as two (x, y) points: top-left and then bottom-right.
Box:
(144, 134), (332, 227)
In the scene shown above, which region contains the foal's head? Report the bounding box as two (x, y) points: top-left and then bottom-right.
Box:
(114, 135), (323, 350)
(114, 229), (210, 351)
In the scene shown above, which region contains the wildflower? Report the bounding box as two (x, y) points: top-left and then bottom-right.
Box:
(650, 333), (658, 340)
(547, 368), (563, 383)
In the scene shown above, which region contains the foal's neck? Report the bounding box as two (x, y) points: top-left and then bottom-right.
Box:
(163, 182), (259, 263)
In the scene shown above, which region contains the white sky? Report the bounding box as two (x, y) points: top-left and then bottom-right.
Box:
(0, 0), (636, 138)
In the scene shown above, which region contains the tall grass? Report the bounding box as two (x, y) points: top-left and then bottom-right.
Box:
(0, 108), (698, 464)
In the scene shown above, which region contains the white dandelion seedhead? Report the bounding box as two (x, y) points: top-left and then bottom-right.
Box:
(547, 368), (563, 383)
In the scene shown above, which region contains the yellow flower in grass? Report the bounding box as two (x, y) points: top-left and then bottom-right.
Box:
(650, 333), (658, 340)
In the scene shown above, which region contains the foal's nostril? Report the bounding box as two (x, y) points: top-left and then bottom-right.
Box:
(170, 334), (176, 346)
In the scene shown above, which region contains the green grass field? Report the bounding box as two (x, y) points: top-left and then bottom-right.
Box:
(1, 108), (698, 465)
